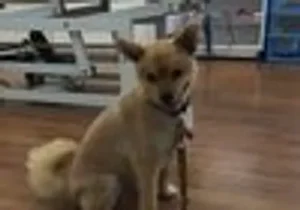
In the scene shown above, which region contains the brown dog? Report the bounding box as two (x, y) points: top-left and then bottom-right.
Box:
(25, 23), (200, 210)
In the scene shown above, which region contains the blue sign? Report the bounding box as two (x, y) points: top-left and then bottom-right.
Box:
(263, 0), (300, 62)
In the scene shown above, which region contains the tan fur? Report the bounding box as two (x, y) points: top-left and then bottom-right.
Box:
(25, 23), (200, 210)
(26, 138), (77, 199)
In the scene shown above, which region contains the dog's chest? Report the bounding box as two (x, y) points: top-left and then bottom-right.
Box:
(148, 124), (178, 157)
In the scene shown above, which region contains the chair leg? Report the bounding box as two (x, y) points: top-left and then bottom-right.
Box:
(177, 144), (188, 210)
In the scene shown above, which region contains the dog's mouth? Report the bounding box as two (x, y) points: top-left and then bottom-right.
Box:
(161, 100), (181, 112)
(161, 89), (191, 114)
(148, 96), (190, 117)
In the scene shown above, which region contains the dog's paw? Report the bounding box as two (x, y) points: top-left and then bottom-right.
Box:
(158, 183), (179, 201)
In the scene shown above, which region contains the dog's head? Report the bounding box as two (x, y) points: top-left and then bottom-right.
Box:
(115, 24), (199, 113)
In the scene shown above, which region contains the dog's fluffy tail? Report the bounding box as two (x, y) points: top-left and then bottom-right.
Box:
(25, 138), (78, 199)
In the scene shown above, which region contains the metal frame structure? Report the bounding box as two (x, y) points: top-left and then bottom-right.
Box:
(163, 0), (262, 59)
(50, 0), (111, 16)
(0, 1), (167, 107)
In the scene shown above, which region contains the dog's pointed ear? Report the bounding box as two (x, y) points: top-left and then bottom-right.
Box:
(173, 23), (200, 55)
(113, 33), (145, 62)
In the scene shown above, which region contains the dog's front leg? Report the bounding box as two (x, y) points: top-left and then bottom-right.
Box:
(137, 164), (159, 210)
(158, 163), (178, 201)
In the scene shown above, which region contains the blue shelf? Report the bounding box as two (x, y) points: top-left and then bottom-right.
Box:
(264, 56), (300, 62)
(270, 0), (300, 10)
(271, 10), (300, 15)
(262, 0), (300, 63)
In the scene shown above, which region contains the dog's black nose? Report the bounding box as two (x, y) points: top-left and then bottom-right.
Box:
(160, 93), (174, 105)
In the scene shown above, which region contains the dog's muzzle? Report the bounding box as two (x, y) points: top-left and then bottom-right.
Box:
(148, 96), (191, 118)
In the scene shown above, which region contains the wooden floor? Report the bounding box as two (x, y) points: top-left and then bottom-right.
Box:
(1, 61), (300, 210)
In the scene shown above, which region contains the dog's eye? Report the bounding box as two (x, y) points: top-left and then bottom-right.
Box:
(146, 73), (157, 83)
(172, 69), (183, 80)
